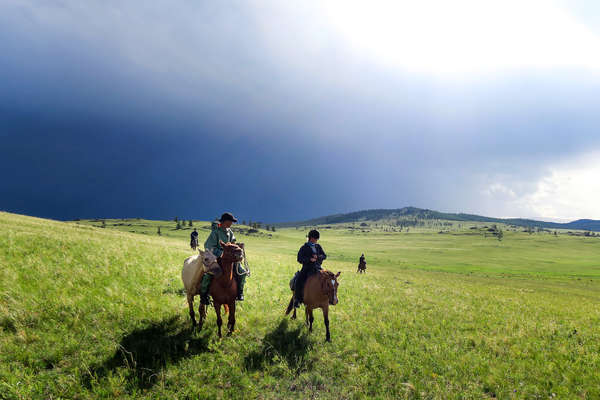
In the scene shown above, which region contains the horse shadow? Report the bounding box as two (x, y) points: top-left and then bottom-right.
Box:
(83, 316), (211, 391)
(244, 319), (313, 373)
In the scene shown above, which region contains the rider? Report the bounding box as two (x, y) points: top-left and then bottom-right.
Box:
(199, 212), (247, 305)
(190, 228), (199, 247)
(294, 229), (326, 308)
(358, 253), (366, 272)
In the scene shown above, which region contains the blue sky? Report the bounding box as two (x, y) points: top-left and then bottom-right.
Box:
(1, 0), (600, 222)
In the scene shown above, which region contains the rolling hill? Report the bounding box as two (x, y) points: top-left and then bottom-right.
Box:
(275, 206), (600, 231)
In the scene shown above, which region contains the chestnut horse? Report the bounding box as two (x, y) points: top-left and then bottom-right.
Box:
(285, 270), (341, 342)
(198, 240), (244, 337)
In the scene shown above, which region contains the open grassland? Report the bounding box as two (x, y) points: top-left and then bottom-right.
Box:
(1, 212), (600, 399)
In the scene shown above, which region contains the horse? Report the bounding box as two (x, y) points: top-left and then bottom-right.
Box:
(285, 270), (341, 342)
(199, 240), (244, 337)
(357, 260), (366, 273)
(182, 249), (219, 328)
(190, 237), (199, 250)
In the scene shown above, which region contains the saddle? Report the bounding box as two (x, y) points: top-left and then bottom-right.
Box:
(289, 266), (322, 291)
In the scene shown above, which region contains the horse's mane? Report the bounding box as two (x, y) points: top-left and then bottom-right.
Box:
(319, 270), (336, 280)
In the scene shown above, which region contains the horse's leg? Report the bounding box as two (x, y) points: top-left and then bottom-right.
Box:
(306, 307), (314, 332)
(214, 302), (223, 338)
(198, 302), (206, 330)
(227, 301), (236, 335)
(187, 293), (196, 327)
(323, 304), (331, 342)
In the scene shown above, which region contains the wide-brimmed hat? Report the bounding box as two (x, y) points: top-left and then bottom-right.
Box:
(219, 212), (238, 223)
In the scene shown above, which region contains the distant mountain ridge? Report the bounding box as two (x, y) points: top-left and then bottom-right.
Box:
(275, 207), (600, 232)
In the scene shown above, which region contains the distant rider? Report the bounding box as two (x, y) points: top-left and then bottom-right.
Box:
(358, 253), (366, 272)
(190, 228), (199, 248)
(294, 229), (327, 308)
(199, 212), (247, 305)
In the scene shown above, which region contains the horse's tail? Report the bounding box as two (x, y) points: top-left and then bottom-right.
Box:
(223, 304), (229, 314)
(285, 295), (294, 315)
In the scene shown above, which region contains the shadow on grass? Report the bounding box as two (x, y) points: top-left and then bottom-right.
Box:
(244, 319), (313, 373)
(84, 316), (210, 391)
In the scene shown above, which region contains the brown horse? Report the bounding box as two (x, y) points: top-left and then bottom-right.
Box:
(285, 270), (341, 342)
(198, 240), (244, 337)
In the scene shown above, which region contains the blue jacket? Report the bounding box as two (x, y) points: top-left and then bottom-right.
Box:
(297, 242), (327, 270)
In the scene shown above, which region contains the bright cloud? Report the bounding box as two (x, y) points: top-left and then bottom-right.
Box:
(325, 0), (600, 74)
(485, 152), (600, 221)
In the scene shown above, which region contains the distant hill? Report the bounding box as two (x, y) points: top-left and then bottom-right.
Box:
(275, 207), (600, 232)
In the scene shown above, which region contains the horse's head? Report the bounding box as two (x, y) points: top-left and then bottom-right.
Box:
(219, 240), (244, 262)
(199, 249), (219, 268)
(321, 271), (341, 305)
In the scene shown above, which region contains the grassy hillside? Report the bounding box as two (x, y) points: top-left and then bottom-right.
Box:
(1, 212), (600, 399)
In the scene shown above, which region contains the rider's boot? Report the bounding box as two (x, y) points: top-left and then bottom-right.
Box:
(293, 281), (304, 308)
(200, 273), (213, 305)
(235, 273), (246, 301)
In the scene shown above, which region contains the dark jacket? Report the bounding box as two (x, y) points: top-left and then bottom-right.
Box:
(297, 242), (327, 271)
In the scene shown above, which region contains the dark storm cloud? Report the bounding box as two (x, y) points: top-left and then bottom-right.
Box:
(1, 0), (599, 221)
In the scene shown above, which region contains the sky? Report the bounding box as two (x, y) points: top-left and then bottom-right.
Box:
(1, 0), (600, 223)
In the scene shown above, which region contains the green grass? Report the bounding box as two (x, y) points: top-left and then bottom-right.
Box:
(1, 212), (600, 399)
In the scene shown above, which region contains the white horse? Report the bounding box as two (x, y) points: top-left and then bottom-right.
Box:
(182, 249), (219, 327)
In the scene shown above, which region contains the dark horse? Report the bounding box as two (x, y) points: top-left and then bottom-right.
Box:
(357, 260), (366, 273)
(285, 270), (341, 342)
(198, 240), (244, 337)
(190, 237), (199, 251)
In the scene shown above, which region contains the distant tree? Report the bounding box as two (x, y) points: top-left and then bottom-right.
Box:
(554, 231), (558, 236)
(256, 222), (262, 229)
(496, 229), (504, 241)
(188, 220), (193, 227)
(101, 220), (106, 228)
(272, 226), (276, 232)
(174, 216), (178, 223)
(157, 226), (161, 235)
(242, 220), (246, 226)
(176, 221), (181, 230)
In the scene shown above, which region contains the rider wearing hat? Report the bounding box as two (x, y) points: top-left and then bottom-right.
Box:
(294, 229), (327, 308)
(199, 212), (247, 304)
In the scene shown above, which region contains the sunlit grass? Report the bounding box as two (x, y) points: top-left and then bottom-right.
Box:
(1, 212), (599, 399)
